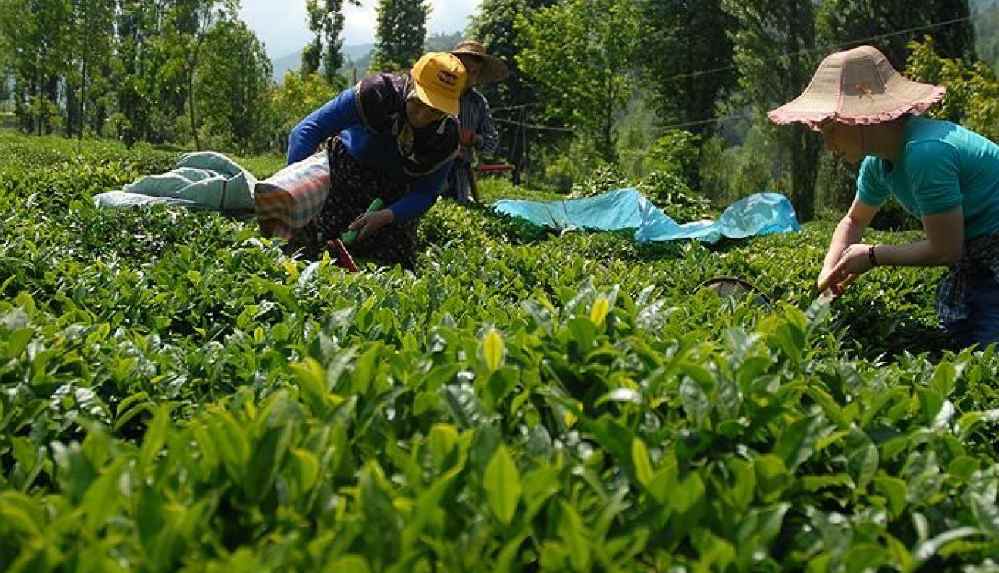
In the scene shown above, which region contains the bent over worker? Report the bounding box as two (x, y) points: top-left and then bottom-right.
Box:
(770, 45), (999, 348)
(286, 52), (467, 266)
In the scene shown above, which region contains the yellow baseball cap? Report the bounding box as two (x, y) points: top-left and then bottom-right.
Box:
(411, 52), (466, 116)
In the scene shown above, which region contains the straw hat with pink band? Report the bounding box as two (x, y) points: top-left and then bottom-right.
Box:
(768, 45), (946, 131)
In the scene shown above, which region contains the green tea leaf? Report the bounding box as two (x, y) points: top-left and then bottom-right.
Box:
(873, 475), (907, 519)
(484, 445), (521, 525)
(428, 423), (459, 468)
(929, 361), (957, 397)
(632, 438), (653, 487)
(560, 501), (590, 572)
(482, 328), (505, 372)
(139, 404), (171, 474)
(590, 296), (610, 326)
(671, 471), (706, 515)
(755, 454), (790, 503)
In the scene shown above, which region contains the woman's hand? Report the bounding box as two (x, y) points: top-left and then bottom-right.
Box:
(348, 208), (394, 241)
(817, 243), (875, 293)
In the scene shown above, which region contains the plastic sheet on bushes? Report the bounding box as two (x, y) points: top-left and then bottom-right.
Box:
(493, 188), (800, 244)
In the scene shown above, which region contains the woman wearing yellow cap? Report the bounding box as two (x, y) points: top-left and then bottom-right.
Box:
(770, 45), (999, 347)
(286, 52), (467, 266)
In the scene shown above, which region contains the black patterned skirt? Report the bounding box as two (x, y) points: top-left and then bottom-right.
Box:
(287, 137), (419, 267)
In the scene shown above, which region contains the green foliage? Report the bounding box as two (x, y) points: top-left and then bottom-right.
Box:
(469, 0), (557, 112)
(540, 137), (611, 192)
(613, 93), (661, 180)
(0, 0), (275, 153)
(196, 20), (274, 153)
(975, 0), (999, 72)
(306, 0), (358, 86)
(515, 0), (641, 159)
(3, 132), (999, 570)
(637, 172), (713, 222)
(723, 0), (822, 221)
(568, 164), (630, 199)
(646, 129), (702, 189)
(816, 0), (976, 67)
(269, 70), (341, 147)
(906, 36), (999, 143)
(640, 0), (737, 135)
(698, 125), (781, 205)
(370, 0), (429, 72)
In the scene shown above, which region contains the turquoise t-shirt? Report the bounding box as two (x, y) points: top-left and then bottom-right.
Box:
(857, 117), (999, 239)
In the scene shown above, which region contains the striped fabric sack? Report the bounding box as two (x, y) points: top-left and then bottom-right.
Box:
(254, 152), (331, 239)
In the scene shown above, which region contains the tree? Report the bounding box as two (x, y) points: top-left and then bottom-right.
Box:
(469, 0), (557, 112)
(515, 0), (640, 160)
(723, 0), (822, 221)
(640, 0), (737, 135)
(906, 36), (999, 142)
(468, 0), (559, 181)
(271, 70), (337, 152)
(304, 0), (357, 88)
(114, 0), (174, 145)
(0, 0), (73, 135)
(163, 0), (238, 149)
(976, 0), (999, 71)
(197, 19), (273, 152)
(64, 0), (115, 138)
(816, 0), (976, 70)
(370, 0), (428, 71)
(270, 69), (339, 153)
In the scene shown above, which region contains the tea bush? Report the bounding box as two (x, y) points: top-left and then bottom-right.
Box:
(2, 131), (999, 571)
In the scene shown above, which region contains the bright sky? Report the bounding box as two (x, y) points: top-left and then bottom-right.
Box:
(238, 0), (483, 59)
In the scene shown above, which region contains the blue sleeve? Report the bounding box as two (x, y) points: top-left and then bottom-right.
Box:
(287, 88), (362, 165)
(388, 160), (453, 223)
(904, 141), (962, 216)
(856, 156), (890, 208)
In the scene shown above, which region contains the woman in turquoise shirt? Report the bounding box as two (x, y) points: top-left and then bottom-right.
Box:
(770, 45), (999, 347)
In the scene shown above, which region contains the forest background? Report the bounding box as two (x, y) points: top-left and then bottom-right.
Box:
(2, 0), (998, 222)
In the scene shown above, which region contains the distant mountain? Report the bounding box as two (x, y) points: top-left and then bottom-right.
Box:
(272, 34), (469, 84)
(272, 51), (302, 83)
(271, 42), (375, 83)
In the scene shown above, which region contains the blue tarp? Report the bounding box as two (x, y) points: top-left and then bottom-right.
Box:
(493, 189), (800, 244)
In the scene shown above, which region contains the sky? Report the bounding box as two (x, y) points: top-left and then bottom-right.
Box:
(238, 0), (483, 59)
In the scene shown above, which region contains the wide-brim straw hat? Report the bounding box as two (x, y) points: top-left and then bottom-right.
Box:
(768, 45), (946, 131)
(451, 40), (509, 85)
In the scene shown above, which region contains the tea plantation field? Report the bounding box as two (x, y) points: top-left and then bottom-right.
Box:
(3, 131), (999, 571)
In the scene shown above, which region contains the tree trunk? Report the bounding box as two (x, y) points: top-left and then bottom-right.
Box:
(188, 44), (201, 150)
(80, 58), (87, 140)
(188, 67), (199, 149)
(603, 75), (614, 162)
(789, 124), (820, 221)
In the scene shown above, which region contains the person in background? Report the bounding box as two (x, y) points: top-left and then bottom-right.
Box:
(769, 45), (999, 348)
(444, 40), (508, 204)
(285, 52), (466, 266)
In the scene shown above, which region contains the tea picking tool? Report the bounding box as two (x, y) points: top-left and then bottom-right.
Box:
(326, 238), (359, 273)
(341, 198), (385, 245)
